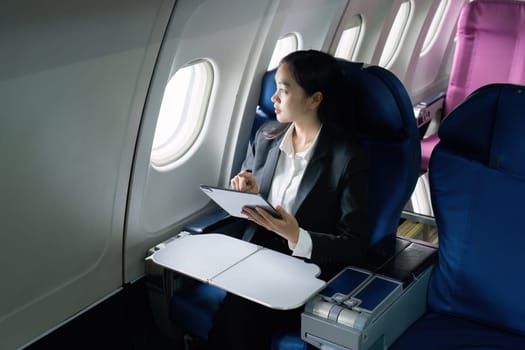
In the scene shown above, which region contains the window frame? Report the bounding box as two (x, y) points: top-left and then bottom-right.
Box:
(335, 14), (364, 61)
(420, 0), (450, 56)
(150, 59), (215, 169)
(267, 32), (302, 70)
(379, 0), (413, 68)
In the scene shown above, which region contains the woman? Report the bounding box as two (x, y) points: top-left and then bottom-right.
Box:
(207, 49), (370, 350)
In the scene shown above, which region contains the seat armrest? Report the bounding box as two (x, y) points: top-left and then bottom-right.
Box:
(301, 265), (434, 350)
(183, 208), (246, 239)
(358, 236), (411, 272)
(376, 239), (437, 286)
(414, 92), (445, 131)
(358, 236), (437, 285)
(182, 208), (232, 234)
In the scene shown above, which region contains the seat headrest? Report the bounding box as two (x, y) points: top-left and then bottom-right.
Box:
(337, 60), (414, 142)
(438, 83), (525, 179)
(258, 68), (277, 117)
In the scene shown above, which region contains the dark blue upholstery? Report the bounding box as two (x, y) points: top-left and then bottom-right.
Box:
(250, 68), (277, 143)
(170, 283), (226, 340)
(391, 312), (525, 350)
(170, 61), (420, 349)
(390, 84), (525, 349)
(338, 62), (420, 246)
(271, 332), (310, 350)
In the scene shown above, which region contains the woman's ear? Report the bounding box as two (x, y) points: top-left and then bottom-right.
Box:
(308, 91), (323, 110)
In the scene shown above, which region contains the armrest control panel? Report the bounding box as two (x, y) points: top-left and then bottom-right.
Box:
(414, 92), (445, 129)
(301, 240), (437, 350)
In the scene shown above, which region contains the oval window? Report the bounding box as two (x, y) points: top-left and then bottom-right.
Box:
(379, 1), (412, 67)
(421, 0), (449, 55)
(268, 32), (301, 70)
(150, 60), (214, 168)
(335, 15), (363, 60)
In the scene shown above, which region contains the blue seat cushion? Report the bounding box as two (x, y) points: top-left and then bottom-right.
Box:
(271, 331), (311, 350)
(427, 86), (525, 336)
(390, 312), (525, 350)
(170, 283), (226, 340)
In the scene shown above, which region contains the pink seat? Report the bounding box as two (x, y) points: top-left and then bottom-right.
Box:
(421, 0), (525, 170)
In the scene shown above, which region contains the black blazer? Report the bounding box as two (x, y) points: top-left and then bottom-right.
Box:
(242, 121), (370, 279)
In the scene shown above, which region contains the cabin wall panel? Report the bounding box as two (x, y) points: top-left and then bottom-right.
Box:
(0, 0), (174, 348)
(339, 0), (395, 64)
(407, 0), (467, 102)
(276, 0), (347, 51)
(369, 0), (435, 87)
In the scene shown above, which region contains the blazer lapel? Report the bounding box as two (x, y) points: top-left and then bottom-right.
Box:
(259, 142), (281, 196)
(291, 127), (331, 214)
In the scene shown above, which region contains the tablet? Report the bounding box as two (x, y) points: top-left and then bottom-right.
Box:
(200, 185), (281, 219)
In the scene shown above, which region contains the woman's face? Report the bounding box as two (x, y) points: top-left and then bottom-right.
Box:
(271, 63), (313, 124)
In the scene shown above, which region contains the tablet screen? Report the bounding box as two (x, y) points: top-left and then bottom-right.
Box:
(200, 185), (281, 219)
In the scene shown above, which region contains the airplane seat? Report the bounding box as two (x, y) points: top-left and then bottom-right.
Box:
(250, 68), (277, 143)
(420, 0), (525, 171)
(390, 83), (525, 349)
(272, 60), (421, 350)
(338, 61), (420, 249)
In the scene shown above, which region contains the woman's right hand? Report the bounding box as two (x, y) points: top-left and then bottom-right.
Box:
(230, 170), (259, 193)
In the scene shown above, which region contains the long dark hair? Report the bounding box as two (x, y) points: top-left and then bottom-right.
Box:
(262, 50), (345, 138)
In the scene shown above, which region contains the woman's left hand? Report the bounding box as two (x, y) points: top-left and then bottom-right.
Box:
(242, 205), (300, 245)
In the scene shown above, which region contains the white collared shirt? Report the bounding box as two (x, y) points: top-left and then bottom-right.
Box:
(267, 123), (322, 259)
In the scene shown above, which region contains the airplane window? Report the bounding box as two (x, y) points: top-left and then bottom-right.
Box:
(335, 15), (363, 61)
(150, 60), (213, 168)
(421, 0), (449, 55)
(379, 0), (412, 68)
(268, 32), (301, 70)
